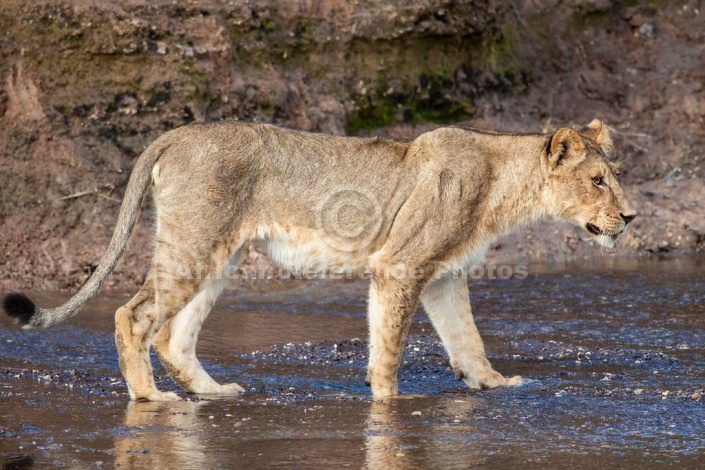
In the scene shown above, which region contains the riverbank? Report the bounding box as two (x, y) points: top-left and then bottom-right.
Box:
(1, 0), (704, 290)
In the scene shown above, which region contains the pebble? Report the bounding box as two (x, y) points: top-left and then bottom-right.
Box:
(634, 389), (644, 395)
(691, 393), (702, 401)
(411, 411), (422, 416)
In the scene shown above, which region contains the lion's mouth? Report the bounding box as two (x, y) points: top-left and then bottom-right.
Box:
(586, 223), (623, 248)
(585, 223), (604, 236)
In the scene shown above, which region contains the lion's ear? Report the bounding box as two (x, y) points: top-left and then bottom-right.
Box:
(548, 127), (584, 168)
(580, 119), (613, 155)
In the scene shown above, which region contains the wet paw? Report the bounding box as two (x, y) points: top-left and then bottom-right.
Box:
(139, 391), (182, 402)
(463, 369), (522, 390)
(372, 389), (400, 400)
(478, 369), (511, 389)
(504, 375), (523, 387)
(192, 382), (246, 396)
(216, 382), (246, 395)
(370, 382), (399, 399)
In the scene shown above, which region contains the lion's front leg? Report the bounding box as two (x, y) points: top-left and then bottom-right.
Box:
(366, 275), (424, 399)
(421, 276), (522, 390)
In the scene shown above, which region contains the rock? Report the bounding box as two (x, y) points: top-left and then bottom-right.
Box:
(570, 0), (613, 13)
(638, 22), (655, 39)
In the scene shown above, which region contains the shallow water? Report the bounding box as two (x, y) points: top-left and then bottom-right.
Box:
(1, 258), (704, 468)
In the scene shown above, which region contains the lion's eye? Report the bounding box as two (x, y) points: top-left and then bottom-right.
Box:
(592, 176), (605, 186)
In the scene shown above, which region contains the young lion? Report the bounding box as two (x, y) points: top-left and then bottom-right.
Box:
(4, 120), (636, 401)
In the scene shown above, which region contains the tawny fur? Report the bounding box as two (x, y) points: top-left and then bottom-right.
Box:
(4, 119), (636, 401)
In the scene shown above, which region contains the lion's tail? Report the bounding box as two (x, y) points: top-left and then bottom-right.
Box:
(3, 141), (170, 328)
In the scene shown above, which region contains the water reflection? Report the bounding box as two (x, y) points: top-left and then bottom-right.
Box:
(2, 455), (34, 470)
(116, 400), (211, 469)
(111, 395), (486, 469)
(365, 397), (481, 470)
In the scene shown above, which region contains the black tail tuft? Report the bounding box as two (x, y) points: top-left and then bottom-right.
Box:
(3, 292), (37, 325)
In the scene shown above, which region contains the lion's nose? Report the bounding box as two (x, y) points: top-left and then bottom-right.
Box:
(620, 212), (637, 224)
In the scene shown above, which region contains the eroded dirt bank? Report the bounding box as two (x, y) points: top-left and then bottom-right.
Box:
(1, 0), (704, 290)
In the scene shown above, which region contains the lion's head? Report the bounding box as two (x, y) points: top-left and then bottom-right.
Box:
(545, 119), (637, 248)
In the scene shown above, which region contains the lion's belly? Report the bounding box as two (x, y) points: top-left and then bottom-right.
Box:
(243, 222), (493, 280)
(250, 225), (371, 276)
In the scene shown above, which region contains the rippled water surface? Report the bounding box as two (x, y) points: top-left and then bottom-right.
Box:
(1, 258), (704, 468)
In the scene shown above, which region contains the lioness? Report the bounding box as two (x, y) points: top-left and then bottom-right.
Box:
(4, 119), (636, 401)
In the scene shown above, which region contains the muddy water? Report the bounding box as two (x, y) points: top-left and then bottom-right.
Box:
(1, 258), (704, 468)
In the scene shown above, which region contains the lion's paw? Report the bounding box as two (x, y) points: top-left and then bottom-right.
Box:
(503, 375), (523, 387)
(193, 382), (246, 396)
(138, 391), (182, 402)
(462, 369), (522, 390)
(217, 382), (246, 395)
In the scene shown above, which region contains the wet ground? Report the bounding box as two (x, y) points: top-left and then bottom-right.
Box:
(1, 258), (704, 469)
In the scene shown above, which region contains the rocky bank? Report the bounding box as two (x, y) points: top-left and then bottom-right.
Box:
(1, 0), (703, 290)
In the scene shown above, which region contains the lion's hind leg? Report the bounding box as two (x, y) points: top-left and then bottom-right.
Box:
(153, 248), (245, 396)
(115, 274), (181, 402)
(153, 279), (245, 395)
